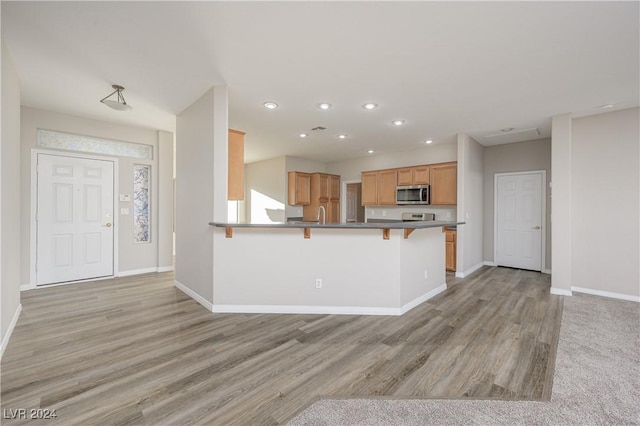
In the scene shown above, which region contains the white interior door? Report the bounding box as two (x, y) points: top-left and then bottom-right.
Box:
(495, 172), (543, 271)
(37, 153), (115, 285)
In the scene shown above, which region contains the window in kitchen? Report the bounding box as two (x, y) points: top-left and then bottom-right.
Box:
(133, 164), (151, 243)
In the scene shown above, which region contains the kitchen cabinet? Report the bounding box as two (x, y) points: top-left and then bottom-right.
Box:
(228, 129), (245, 200)
(446, 229), (456, 272)
(303, 173), (341, 223)
(361, 169), (397, 206)
(397, 165), (430, 186)
(288, 171), (311, 205)
(430, 162), (457, 205)
(377, 170), (398, 205)
(361, 172), (378, 206)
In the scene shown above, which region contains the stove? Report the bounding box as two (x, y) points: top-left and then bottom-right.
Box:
(401, 212), (435, 222)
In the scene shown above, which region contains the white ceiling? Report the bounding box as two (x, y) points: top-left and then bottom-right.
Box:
(2, 2), (638, 163)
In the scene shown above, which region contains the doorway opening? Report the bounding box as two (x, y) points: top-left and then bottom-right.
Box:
(345, 183), (365, 223)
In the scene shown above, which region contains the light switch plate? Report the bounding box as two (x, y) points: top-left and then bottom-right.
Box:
(121, 207), (130, 215)
(119, 194), (131, 202)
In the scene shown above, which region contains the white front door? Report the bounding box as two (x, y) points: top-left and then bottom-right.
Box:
(37, 153), (115, 285)
(495, 172), (544, 271)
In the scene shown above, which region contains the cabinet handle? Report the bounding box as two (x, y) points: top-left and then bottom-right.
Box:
(103, 223), (112, 228)
(531, 226), (541, 230)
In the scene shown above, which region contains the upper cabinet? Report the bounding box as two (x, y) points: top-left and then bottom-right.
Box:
(361, 161), (457, 206)
(288, 171), (311, 205)
(430, 162), (457, 205)
(397, 165), (430, 186)
(361, 170), (397, 206)
(228, 129), (245, 200)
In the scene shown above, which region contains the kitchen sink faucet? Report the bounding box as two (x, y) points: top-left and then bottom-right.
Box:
(316, 205), (326, 225)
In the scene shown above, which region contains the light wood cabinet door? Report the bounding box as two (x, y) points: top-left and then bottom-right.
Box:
(377, 169), (398, 205)
(228, 129), (245, 200)
(329, 175), (340, 200)
(430, 163), (457, 205)
(446, 241), (456, 272)
(446, 230), (456, 271)
(317, 173), (330, 201)
(397, 166), (430, 186)
(287, 172), (311, 205)
(397, 168), (413, 186)
(413, 166), (430, 185)
(361, 172), (378, 206)
(328, 200), (340, 224)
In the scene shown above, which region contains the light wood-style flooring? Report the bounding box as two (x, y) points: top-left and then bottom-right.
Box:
(1, 267), (562, 425)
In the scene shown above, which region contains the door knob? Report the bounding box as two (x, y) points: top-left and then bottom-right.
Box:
(103, 223), (112, 228)
(531, 226), (541, 230)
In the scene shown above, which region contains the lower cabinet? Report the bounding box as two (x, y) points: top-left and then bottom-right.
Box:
(446, 229), (456, 272)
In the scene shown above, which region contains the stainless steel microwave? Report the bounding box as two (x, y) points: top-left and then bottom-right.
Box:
(396, 185), (430, 205)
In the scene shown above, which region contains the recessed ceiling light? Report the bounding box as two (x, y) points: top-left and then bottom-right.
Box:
(601, 104), (614, 109)
(299, 133), (308, 138)
(425, 140), (433, 144)
(501, 127), (514, 132)
(337, 134), (348, 139)
(392, 119), (405, 126)
(318, 103), (332, 110)
(263, 101), (278, 109)
(363, 103), (378, 110)
(367, 150), (374, 154)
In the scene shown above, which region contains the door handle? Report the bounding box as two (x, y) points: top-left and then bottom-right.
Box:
(531, 226), (541, 230)
(103, 223), (112, 228)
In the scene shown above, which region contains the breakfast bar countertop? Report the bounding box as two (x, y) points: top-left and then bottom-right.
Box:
(209, 220), (464, 230)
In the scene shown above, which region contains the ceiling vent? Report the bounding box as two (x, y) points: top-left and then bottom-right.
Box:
(483, 128), (540, 145)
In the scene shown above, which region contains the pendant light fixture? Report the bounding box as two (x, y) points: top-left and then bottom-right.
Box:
(100, 84), (132, 111)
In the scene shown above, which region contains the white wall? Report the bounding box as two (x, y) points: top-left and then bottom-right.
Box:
(551, 114), (573, 294)
(244, 156), (286, 223)
(212, 226), (445, 314)
(483, 138), (552, 269)
(20, 107), (172, 281)
(1, 40), (22, 356)
(175, 88), (217, 304)
(571, 108), (639, 298)
(157, 130), (174, 270)
(456, 133), (484, 277)
(326, 141), (457, 181)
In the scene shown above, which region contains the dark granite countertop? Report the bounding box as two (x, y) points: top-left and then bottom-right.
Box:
(209, 220), (464, 230)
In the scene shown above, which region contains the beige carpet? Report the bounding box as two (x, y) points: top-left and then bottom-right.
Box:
(288, 293), (640, 425)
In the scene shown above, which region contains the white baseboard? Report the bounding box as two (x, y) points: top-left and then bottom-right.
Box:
(211, 304), (402, 316)
(483, 261), (497, 267)
(550, 287), (572, 296)
(211, 283), (448, 316)
(400, 283), (447, 315)
(174, 280), (213, 311)
(1, 304), (22, 359)
(543, 269), (552, 274)
(118, 267), (159, 277)
(157, 266), (174, 273)
(455, 262), (485, 278)
(571, 286), (639, 302)
(20, 283), (35, 291)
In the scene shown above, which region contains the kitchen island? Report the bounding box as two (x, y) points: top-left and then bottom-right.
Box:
(199, 220), (464, 316)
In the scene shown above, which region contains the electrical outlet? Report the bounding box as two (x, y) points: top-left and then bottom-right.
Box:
(382, 210), (387, 217)
(446, 211), (451, 218)
(424, 270), (428, 279)
(315, 278), (322, 289)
